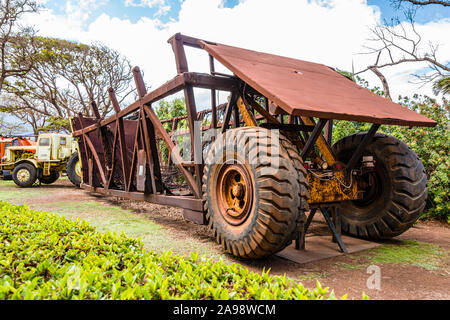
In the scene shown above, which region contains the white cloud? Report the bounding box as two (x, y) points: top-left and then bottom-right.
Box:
(155, 4), (171, 17)
(124, 0), (166, 8)
(65, 0), (109, 21)
(22, 0), (450, 108)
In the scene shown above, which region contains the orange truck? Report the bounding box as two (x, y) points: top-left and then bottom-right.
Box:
(0, 136), (36, 180)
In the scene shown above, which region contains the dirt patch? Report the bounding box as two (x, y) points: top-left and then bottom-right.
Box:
(1, 179), (449, 300)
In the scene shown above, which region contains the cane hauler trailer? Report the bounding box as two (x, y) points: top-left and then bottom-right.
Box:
(71, 34), (435, 259)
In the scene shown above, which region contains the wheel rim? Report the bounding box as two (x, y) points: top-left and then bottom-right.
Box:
(216, 163), (253, 226)
(350, 153), (387, 208)
(17, 168), (30, 183)
(75, 160), (82, 177)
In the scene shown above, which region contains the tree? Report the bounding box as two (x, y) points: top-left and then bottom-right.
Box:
(0, 111), (23, 135)
(156, 97), (187, 131)
(1, 37), (135, 134)
(433, 75), (450, 95)
(391, 0), (449, 7)
(0, 0), (38, 92)
(356, 1), (449, 99)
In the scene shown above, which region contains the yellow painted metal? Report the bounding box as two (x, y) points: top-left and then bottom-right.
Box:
(242, 97), (358, 204)
(300, 117), (337, 165)
(237, 97), (258, 127)
(307, 170), (360, 204)
(16, 168), (30, 183)
(75, 160), (82, 177)
(243, 97), (307, 154)
(43, 162), (51, 176)
(244, 97), (279, 124)
(220, 167), (250, 217)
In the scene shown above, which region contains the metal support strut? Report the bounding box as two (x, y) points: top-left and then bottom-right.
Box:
(346, 124), (380, 171)
(296, 206), (348, 253)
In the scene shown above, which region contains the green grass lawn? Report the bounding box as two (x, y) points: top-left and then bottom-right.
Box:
(0, 179), (228, 261)
(369, 240), (447, 271)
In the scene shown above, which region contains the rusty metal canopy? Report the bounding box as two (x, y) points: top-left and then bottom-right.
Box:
(201, 41), (436, 127)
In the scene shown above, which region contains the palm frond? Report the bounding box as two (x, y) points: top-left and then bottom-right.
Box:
(433, 75), (450, 96)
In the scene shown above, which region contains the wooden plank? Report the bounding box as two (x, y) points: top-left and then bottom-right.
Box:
(127, 115), (142, 192)
(301, 117), (337, 165)
(82, 184), (204, 211)
(134, 67), (164, 194)
(72, 74), (187, 137)
(221, 92), (238, 133)
(143, 105), (201, 198)
(209, 54), (217, 130)
(106, 123), (119, 189)
(83, 134), (107, 185)
(136, 149), (147, 192)
(90, 101), (112, 187)
(109, 88), (131, 187)
(72, 73), (238, 138)
(169, 33), (189, 74)
(182, 209), (206, 225)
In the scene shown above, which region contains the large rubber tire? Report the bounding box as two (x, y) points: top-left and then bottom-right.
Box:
(39, 171), (60, 184)
(202, 127), (309, 259)
(66, 152), (82, 187)
(12, 163), (37, 188)
(1, 170), (12, 180)
(333, 133), (428, 239)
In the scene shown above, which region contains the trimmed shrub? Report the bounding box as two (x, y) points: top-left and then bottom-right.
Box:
(0, 201), (339, 300)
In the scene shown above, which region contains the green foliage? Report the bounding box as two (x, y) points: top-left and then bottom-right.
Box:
(155, 98), (188, 164)
(433, 75), (450, 96)
(156, 98), (188, 134)
(0, 201), (339, 300)
(335, 69), (355, 82)
(37, 116), (71, 133)
(332, 94), (450, 221)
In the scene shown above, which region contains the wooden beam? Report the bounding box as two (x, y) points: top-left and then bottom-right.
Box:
(109, 88), (131, 187)
(143, 105), (201, 198)
(82, 184), (204, 211)
(72, 73), (239, 138)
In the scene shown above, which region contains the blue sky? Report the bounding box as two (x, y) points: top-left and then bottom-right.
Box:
(40, 0), (448, 26)
(29, 0), (449, 101)
(7, 0), (448, 133)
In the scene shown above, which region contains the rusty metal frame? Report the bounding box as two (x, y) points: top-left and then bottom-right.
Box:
(70, 33), (393, 224)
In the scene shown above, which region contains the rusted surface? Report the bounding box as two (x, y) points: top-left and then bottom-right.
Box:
(307, 171), (360, 204)
(71, 34), (435, 247)
(201, 41), (436, 127)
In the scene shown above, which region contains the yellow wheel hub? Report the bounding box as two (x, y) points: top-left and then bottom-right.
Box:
(17, 169), (30, 183)
(217, 164), (253, 226)
(75, 160), (82, 177)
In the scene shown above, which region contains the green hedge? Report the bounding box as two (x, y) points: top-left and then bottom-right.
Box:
(0, 201), (340, 300)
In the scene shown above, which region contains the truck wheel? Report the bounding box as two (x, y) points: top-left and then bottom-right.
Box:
(333, 133), (428, 239)
(66, 152), (82, 187)
(202, 127), (308, 258)
(1, 170), (12, 180)
(39, 171), (60, 184)
(12, 163), (37, 188)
